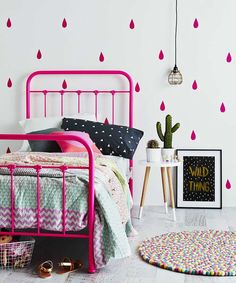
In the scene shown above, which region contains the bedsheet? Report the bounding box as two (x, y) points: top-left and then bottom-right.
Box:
(0, 152), (134, 268)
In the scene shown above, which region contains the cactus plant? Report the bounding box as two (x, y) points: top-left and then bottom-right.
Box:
(156, 114), (180, 148)
(147, 139), (159, 149)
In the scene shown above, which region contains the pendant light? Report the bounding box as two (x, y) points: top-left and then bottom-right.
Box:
(168, 0), (183, 85)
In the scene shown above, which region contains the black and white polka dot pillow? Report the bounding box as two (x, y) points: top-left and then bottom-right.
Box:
(61, 118), (144, 159)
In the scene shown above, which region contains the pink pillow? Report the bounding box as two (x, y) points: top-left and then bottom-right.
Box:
(51, 131), (101, 154)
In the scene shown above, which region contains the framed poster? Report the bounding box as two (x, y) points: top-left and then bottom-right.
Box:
(176, 149), (222, 208)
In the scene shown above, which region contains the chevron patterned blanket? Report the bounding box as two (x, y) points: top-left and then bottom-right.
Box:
(0, 152), (133, 268)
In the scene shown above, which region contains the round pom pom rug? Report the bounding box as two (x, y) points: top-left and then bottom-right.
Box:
(139, 230), (236, 276)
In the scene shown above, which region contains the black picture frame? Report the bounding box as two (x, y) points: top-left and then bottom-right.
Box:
(176, 149), (222, 209)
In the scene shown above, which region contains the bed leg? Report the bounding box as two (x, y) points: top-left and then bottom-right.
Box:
(88, 239), (96, 273)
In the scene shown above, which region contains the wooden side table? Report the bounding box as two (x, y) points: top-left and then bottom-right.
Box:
(138, 160), (181, 221)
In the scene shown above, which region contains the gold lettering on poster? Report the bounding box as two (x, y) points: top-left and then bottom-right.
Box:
(189, 181), (210, 192)
(189, 166), (209, 177)
(188, 166), (210, 192)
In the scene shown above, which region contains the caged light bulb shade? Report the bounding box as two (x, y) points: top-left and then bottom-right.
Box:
(168, 66), (183, 85)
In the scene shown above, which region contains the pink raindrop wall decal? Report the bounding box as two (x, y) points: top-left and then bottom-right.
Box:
(226, 179), (231, 189)
(104, 118), (109, 124)
(226, 52), (232, 63)
(6, 18), (11, 28)
(160, 101), (165, 111)
(192, 80), (198, 90)
(62, 79), (67, 89)
(191, 130), (196, 140)
(37, 49), (42, 59)
(220, 102), (225, 113)
(129, 19), (135, 29)
(135, 82), (140, 92)
(158, 50), (164, 60)
(99, 52), (104, 62)
(62, 18), (67, 28)
(6, 147), (11, 153)
(193, 18), (199, 29)
(7, 78), (12, 88)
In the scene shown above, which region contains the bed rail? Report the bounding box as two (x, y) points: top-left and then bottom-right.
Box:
(0, 134), (96, 273)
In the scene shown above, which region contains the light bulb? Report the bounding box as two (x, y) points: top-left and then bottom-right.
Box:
(168, 66), (183, 85)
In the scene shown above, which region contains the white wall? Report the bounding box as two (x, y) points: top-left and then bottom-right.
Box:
(0, 0), (235, 206)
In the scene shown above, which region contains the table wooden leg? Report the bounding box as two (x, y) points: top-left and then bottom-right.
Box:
(161, 167), (168, 214)
(138, 166), (151, 219)
(167, 167), (176, 221)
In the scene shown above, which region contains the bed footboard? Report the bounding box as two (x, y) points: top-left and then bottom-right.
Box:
(0, 134), (96, 273)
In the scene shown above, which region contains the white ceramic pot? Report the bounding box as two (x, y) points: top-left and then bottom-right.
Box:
(161, 148), (175, 162)
(146, 148), (162, 162)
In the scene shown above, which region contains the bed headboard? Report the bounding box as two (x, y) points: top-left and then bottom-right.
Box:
(26, 70), (133, 127)
(26, 69), (134, 195)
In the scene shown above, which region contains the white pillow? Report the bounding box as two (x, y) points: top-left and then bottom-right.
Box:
(19, 113), (96, 151)
(104, 155), (129, 179)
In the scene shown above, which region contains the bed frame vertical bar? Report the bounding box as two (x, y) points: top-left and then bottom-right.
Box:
(35, 165), (41, 234)
(128, 74), (134, 197)
(111, 91), (115, 124)
(61, 166), (67, 234)
(94, 90), (98, 120)
(60, 91), (64, 116)
(9, 165), (15, 232)
(77, 90), (81, 113)
(43, 91), (47, 117)
(87, 146), (95, 273)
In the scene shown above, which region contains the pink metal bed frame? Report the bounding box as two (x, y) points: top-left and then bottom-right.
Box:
(0, 70), (133, 273)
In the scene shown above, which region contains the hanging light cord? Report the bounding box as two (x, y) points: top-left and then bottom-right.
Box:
(174, 0), (178, 68)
